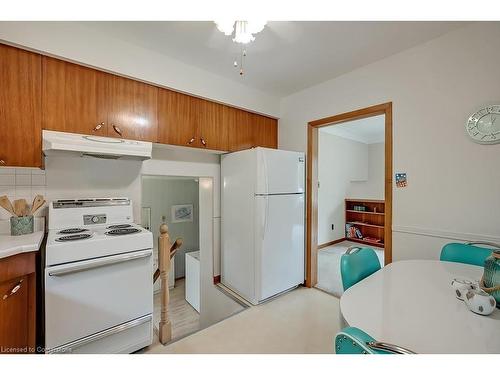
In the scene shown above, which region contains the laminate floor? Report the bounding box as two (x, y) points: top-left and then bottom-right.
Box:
(144, 287), (340, 354)
(153, 278), (200, 341)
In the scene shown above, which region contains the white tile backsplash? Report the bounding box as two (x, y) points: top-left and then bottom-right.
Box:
(31, 174), (46, 186)
(0, 167), (47, 220)
(0, 175), (15, 186)
(15, 168), (32, 175)
(15, 173), (31, 185)
(0, 167), (16, 175)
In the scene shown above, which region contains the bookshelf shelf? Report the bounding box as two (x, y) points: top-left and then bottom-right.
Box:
(345, 199), (385, 248)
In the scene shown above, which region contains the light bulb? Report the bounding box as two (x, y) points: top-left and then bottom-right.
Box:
(214, 20), (235, 36)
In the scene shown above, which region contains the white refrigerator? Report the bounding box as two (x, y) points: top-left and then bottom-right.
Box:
(221, 147), (305, 305)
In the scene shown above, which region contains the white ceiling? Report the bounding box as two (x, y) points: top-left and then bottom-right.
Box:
(83, 21), (466, 97)
(320, 115), (385, 144)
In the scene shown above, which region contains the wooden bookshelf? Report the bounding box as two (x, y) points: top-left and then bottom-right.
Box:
(345, 199), (385, 248)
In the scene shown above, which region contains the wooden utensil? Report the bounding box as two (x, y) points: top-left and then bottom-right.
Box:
(0, 195), (16, 216)
(30, 195), (45, 215)
(13, 199), (29, 217)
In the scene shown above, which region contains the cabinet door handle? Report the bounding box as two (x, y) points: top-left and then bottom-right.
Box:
(2, 279), (23, 300)
(0, 159), (5, 165)
(187, 137), (195, 145)
(200, 137), (207, 147)
(93, 122), (104, 132)
(112, 125), (123, 137)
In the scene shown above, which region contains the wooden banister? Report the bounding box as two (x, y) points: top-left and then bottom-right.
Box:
(156, 223), (183, 345)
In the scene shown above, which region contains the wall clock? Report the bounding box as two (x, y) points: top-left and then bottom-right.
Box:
(466, 105), (500, 144)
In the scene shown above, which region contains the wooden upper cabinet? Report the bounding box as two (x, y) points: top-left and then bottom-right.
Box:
(227, 107), (254, 152)
(157, 89), (198, 147)
(226, 108), (277, 152)
(0, 44), (42, 168)
(107, 75), (158, 142)
(42, 57), (108, 136)
(252, 114), (278, 149)
(197, 100), (228, 151)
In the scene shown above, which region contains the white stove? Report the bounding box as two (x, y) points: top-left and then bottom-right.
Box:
(44, 198), (153, 354)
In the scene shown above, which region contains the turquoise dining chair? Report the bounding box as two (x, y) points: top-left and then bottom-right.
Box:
(340, 246), (381, 291)
(335, 327), (415, 354)
(440, 242), (497, 267)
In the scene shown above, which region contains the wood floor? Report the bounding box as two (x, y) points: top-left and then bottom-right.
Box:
(153, 278), (200, 341)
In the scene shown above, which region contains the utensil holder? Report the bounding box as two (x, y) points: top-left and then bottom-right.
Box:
(10, 215), (34, 236)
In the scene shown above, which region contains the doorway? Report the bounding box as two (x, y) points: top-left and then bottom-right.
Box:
(305, 103), (393, 288)
(141, 175), (201, 340)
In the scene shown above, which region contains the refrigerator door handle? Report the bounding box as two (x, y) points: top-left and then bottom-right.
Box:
(261, 196), (269, 240)
(260, 149), (269, 195)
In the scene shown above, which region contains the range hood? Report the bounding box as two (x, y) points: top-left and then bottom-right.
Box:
(42, 130), (152, 161)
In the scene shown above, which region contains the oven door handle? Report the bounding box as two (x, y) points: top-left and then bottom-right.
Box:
(48, 249), (152, 277)
(47, 314), (152, 353)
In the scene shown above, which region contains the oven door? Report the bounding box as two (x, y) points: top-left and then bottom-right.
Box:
(45, 248), (153, 350)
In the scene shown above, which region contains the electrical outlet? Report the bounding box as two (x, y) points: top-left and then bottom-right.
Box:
(331, 224), (335, 230)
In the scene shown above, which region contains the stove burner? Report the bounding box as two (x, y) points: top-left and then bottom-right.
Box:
(107, 224), (133, 229)
(55, 233), (92, 242)
(106, 228), (141, 236)
(58, 228), (88, 234)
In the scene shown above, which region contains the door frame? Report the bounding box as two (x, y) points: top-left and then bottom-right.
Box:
(305, 102), (393, 288)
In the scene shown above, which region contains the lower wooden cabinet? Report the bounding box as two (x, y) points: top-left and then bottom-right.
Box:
(0, 252), (36, 354)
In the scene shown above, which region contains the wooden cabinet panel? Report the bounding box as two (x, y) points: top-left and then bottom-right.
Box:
(198, 100), (228, 151)
(226, 108), (278, 152)
(0, 253), (36, 353)
(107, 75), (158, 142)
(157, 89), (198, 147)
(252, 114), (278, 149)
(227, 107), (254, 152)
(0, 44), (41, 168)
(42, 57), (107, 136)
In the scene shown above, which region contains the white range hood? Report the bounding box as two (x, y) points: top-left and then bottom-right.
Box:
(42, 130), (152, 161)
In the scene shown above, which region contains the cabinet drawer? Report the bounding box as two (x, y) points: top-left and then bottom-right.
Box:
(0, 252), (36, 284)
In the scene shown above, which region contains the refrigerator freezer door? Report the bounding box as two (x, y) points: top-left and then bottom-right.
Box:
(256, 148), (305, 195)
(255, 194), (305, 302)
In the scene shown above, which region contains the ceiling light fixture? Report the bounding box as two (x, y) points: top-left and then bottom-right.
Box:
(214, 20), (267, 76)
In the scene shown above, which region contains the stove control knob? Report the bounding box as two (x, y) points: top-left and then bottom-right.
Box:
(91, 216), (100, 224)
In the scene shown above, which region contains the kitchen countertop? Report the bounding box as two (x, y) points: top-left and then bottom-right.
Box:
(0, 231), (44, 260)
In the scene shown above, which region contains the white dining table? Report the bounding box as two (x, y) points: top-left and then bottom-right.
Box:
(340, 260), (500, 354)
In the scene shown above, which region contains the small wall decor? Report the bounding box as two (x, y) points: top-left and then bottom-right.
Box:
(395, 173), (407, 188)
(466, 105), (500, 144)
(171, 204), (193, 223)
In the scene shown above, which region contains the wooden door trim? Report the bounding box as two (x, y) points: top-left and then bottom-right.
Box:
(305, 102), (393, 288)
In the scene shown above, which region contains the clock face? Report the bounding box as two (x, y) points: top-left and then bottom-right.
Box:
(466, 105), (500, 144)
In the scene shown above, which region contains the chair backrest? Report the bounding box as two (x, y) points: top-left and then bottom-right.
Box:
(341, 247), (381, 291)
(440, 242), (494, 267)
(335, 327), (415, 354)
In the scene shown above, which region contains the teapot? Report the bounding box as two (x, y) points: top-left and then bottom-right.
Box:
(464, 289), (497, 316)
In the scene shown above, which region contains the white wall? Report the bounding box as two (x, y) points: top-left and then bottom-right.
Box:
(280, 23), (500, 260)
(349, 142), (385, 200)
(318, 132), (366, 243)
(142, 177), (199, 279)
(0, 22), (280, 117)
(318, 132), (384, 244)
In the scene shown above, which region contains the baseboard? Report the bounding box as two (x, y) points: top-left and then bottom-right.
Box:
(317, 238), (345, 249)
(213, 275), (221, 285)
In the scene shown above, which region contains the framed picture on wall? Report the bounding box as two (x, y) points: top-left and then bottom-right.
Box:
(171, 204), (193, 223)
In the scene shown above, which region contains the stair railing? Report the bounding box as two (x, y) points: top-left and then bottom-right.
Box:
(153, 223), (182, 345)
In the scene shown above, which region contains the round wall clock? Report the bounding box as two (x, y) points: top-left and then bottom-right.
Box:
(466, 105), (500, 144)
